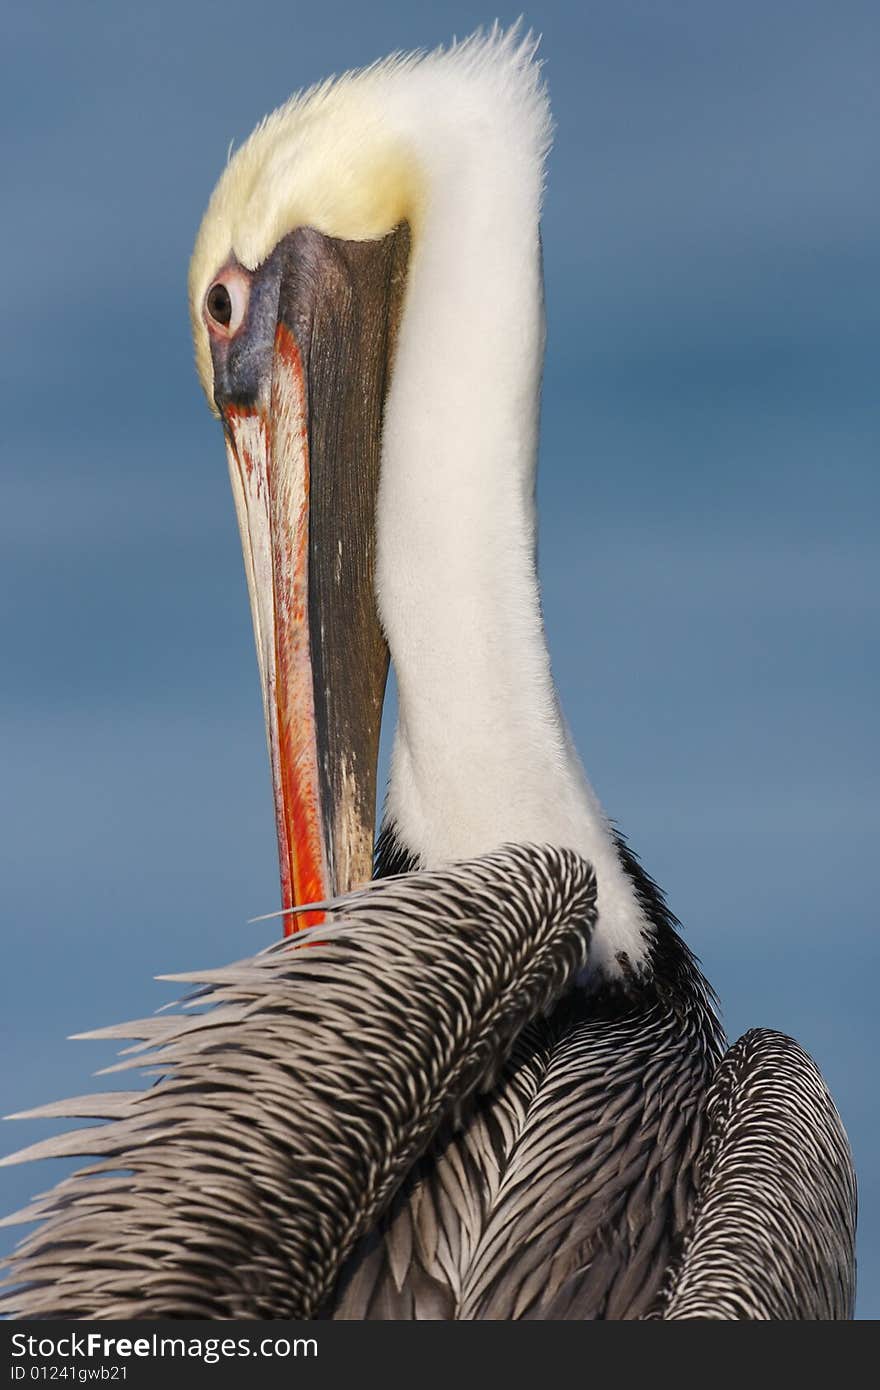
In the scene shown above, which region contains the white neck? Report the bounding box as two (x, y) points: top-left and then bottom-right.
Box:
(374, 35), (651, 979)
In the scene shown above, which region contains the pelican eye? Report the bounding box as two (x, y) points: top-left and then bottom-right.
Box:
(204, 268), (250, 336)
(207, 284), (232, 326)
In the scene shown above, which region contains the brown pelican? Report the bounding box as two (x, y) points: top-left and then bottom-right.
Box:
(1, 28), (856, 1320)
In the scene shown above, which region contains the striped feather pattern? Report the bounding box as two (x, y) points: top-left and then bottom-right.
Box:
(661, 1029), (857, 1319)
(0, 841), (856, 1319)
(330, 942), (724, 1318)
(0, 845), (596, 1319)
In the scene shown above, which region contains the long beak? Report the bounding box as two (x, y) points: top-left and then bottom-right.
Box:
(210, 225), (409, 928)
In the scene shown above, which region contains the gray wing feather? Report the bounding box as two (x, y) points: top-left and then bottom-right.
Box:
(0, 845), (596, 1320)
(328, 1022), (553, 1318)
(331, 983), (724, 1320)
(1, 843), (856, 1321)
(661, 1028), (857, 1320)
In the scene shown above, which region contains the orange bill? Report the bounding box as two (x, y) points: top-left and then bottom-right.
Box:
(204, 225), (409, 931)
(224, 326), (327, 929)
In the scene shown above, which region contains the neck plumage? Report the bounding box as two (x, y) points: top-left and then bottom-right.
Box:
(375, 51), (651, 980)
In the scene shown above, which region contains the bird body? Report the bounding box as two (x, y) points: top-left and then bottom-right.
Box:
(1, 27), (856, 1319)
(1, 841), (854, 1319)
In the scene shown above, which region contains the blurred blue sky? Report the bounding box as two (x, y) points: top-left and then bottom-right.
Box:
(2, 0), (877, 1316)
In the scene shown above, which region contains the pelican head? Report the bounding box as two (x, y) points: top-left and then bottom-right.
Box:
(190, 29), (651, 979)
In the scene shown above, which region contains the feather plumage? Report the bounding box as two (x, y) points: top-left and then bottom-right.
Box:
(0, 846), (596, 1319)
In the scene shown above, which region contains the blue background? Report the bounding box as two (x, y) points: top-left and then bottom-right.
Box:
(2, 1), (877, 1316)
